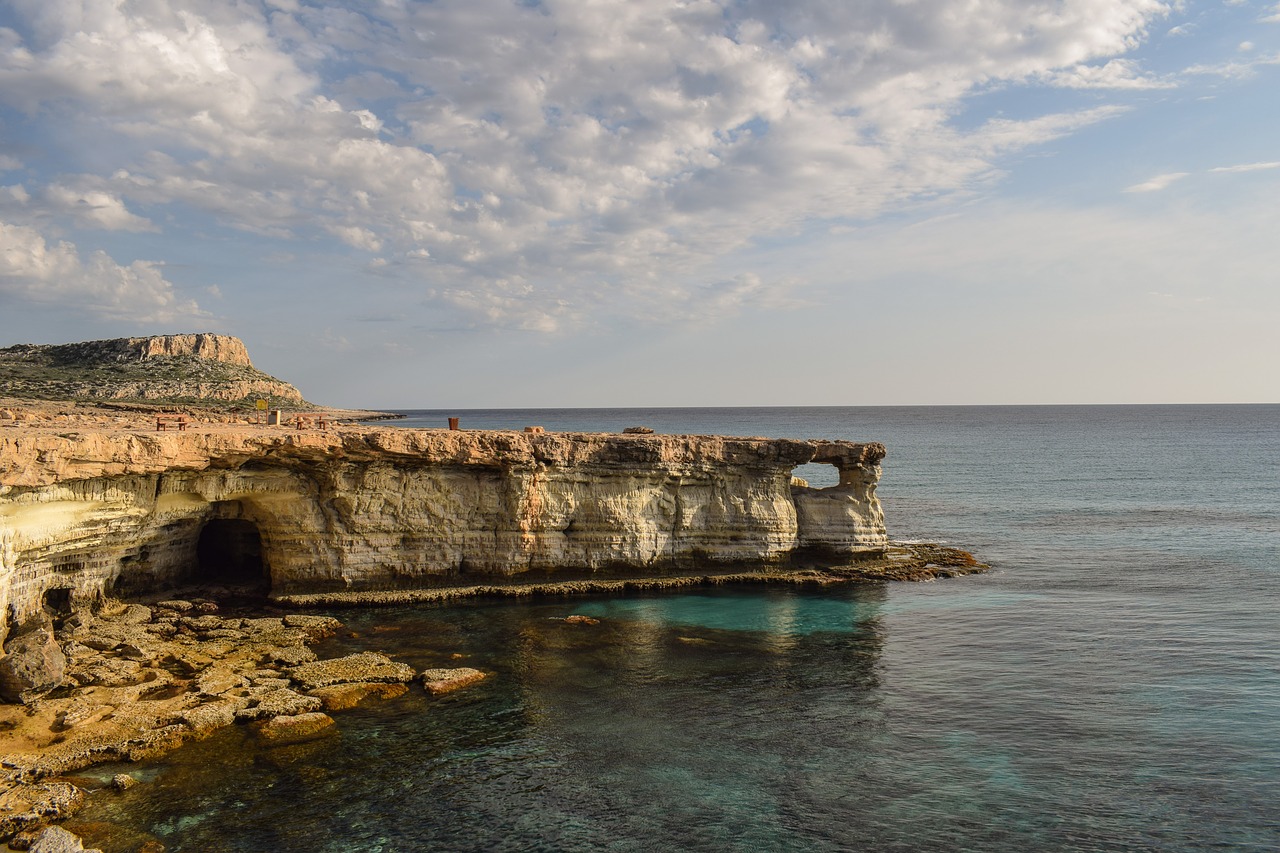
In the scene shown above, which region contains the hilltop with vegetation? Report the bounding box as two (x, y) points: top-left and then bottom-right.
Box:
(0, 334), (310, 410)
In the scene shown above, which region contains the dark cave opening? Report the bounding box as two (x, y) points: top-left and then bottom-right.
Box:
(195, 517), (267, 588)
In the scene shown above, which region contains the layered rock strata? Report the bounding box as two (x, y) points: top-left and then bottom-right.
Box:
(0, 426), (886, 644)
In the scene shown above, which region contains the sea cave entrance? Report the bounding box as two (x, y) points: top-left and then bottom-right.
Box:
(195, 515), (267, 589)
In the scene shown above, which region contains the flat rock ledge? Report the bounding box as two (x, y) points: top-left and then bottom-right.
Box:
(420, 668), (487, 695)
(275, 542), (989, 608)
(287, 652), (416, 692)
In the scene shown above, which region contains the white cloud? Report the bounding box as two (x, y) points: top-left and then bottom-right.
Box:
(0, 221), (204, 322)
(42, 183), (157, 232)
(1210, 161), (1280, 173)
(1184, 52), (1280, 77)
(1125, 172), (1190, 192)
(1042, 58), (1175, 88)
(0, 0), (1177, 329)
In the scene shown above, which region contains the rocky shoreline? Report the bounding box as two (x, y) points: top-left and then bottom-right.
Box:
(0, 389), (987, 850)
(0, 541), (987, 849)
(0, 589), (486, 850)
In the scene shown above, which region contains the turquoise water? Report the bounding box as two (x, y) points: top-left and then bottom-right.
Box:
(75, 406), (1280, 851)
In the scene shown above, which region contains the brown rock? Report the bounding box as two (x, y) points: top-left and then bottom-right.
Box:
(109, 774), (137, 791)
(234, 688), (322, 722)
(0, 781), (86, 841)
(286, 652), (414, 691)
(180, 699), (243, 736)
(28, 825), (101, 853)
(309, 682), (408, 711)
(252, 712), (335, 746)
(281, 615), (342, 640)
(419, 667), (486, 695)
(0, 623), (67, 703)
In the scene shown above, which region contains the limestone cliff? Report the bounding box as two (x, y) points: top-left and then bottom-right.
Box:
(0, 334), (305, 406)
(0, 426), (887, 640)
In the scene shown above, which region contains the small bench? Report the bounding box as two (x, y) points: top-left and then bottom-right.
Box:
(156, 414), (189, 432)
(294, 413), (329, 430)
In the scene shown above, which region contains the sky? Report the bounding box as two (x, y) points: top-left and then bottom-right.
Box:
(0, 0), (1277, 408)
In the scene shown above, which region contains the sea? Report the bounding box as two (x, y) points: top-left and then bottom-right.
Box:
(72, 405), (1280, 852)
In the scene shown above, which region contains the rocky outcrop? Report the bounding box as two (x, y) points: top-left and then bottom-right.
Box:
(0, 618), (65, 703)
(0, 335), (304, 405)
(0, 426), (886, 644)
(0, 427), (888, 636)
(2, 335), (251, 368)
(420, 667), (486, 695)
(130, 335), (252, 366)
(286, 652), (416, 691)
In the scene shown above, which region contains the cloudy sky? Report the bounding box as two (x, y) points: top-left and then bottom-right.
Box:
(1, 0), (1276, 407)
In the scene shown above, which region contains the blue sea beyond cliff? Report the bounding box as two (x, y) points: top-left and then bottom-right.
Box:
(77, 405), (1280, 851)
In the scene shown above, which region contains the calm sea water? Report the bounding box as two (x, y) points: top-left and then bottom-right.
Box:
(75, 406), (1280, 852)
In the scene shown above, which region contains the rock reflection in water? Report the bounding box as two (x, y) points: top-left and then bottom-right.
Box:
(71, 586), (890, 852)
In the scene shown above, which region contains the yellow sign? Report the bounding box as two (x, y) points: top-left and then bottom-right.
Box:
(255, 399), (268, 411)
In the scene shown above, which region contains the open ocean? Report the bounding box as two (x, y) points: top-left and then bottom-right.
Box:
(75, 405), (1280, 852)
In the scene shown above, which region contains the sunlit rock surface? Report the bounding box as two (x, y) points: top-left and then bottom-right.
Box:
(0, 426), (886, 640)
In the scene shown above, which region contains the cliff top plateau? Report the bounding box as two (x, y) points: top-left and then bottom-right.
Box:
(0, 333), (309, 409)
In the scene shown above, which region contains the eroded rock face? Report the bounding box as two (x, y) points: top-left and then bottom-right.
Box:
(132, 334), (252, 366)
(0, 428), (887, 640)
(0, 620), (66, 704)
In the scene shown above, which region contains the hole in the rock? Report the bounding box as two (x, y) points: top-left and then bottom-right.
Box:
(196, 517), (266, 588)
(42, 587), (74, 619)
(791, 462), (839, 489)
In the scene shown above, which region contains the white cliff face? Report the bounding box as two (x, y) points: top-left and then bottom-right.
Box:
(791, 440), (889, 553)
(0, 428), (888, 639)
(131, 334), (253, 366)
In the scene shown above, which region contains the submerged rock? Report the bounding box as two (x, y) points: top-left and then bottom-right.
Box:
(110, 774), (137, 791)
(253, 712), (336, 746)
(308, 682), (408, 711)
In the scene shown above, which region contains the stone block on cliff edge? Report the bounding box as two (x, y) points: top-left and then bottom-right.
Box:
(286, 652), (414, 691)
(419, 667), (486, 696)
(0, 624), (67, 704)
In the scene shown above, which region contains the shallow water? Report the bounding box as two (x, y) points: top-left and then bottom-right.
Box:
(74, 405), (1280, 851)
